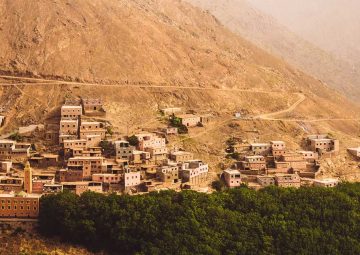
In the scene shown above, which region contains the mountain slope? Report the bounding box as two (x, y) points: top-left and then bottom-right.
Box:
(186, 0), (360, 101)
(0, 0), (301, 90)
(0, 0), (358, 139)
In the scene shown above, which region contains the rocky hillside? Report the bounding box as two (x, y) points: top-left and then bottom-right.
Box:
(0, 0), (359, 142)
(0, 0), (307, 90)
(0, 0), (353, 95)
(187, 0), (360, 101)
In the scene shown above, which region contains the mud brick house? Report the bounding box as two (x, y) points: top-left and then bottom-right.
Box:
(157, 164), (180, 183)
(176, 114), (201, 127)
(279, 153), (307, 170)
(115, 140), (136, 161)
(67, 156), (108, 179)
(0, 140), (31, 163)
(0, 192), (40, 218)
(145, 147), (168, 164)
(124, 169), (141, 190)
(223, 169), (241, 188)
(0, 177), (23, 192)
(62, 181), (103, 195)
(180, 160), (208, 185)
(82, 98), (105, 116)
(0, 161), (12, 173)
(239, 156), (267, 172)
(61, 105), (82, 120)
(270, 141), (287, 158)
(313, 178), (339, 188)
(298, 151), (319, 162)
(170, 151), (194, 163)
(162, 127), (178, 135)
(60, 119), (79, 135)
(79, 121), (106, 140)
(257, 176), (276, 187)
(305, 135), (339, 155)
(275, 174), (301, 188)
(136, 133), (166, 151)
(250, 143), (271, 156)
(92, 173), (122, 184)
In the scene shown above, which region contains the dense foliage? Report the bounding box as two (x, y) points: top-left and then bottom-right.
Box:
(100, 140), (116, 157)
(39, 184), (360, 255)
(169, 115), (188, 134)
(127, 135), (140, 147)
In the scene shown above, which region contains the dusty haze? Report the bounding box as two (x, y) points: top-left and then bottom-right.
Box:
(249, 0), (360, 69)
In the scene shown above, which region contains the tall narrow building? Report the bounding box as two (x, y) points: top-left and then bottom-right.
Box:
(24, 161), (32, 194)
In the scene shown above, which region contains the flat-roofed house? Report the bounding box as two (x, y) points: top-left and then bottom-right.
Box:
(223, 169), (241, 188)
(306, 135), (339, 154)
(298, 151), (319, 162)
(157, 165), (179, 183)
(275, 174), (301, 188)
(61, 105), (82, 120)
(62, 181), (103, 195)
(270, 141), (287, 157)
(162, 127), (178, 135)
(250, 143), (271, 156)
(92, 173), (122, 184)
(145, 147), (168, 164)
(257, 176), (276, 187)
(79, 121), (106, 140)
(63, 139), (87, 154)
(279, 153), (307, 170)
(180, 160), (208, 185)
(136, 133), (166, 151)
(0, 192), (40, 218)
(177, 114), (201, 127)
(0, 177), (23, 192)
(0, 140), (31, 163)
(313, 178), (339, 188)
(115, 140), (136, 161)
(30, 154), (59, 168)
(169, 151), (194, 163)
(124, 170), (141, 189)
(60, 119), (79, 136)
(43, 184), (63, 194)
(67, 156), (107, 179)
(239, 156), (267, 172)
(82, 98), (105, 115)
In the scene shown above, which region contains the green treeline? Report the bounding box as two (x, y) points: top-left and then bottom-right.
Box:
(39, 184), (360, 255)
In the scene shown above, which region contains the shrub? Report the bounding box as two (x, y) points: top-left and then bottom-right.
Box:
(127, 135), (139, 147)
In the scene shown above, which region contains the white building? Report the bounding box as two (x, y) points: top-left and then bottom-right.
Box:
(180, 160), (208, 185)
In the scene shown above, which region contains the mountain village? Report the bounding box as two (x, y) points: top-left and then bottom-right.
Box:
(0, 97), (359, 219)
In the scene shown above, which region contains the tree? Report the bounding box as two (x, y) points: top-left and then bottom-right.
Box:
(212, 180), (226, 192)
(127, 135), (139, 147)
(38, 184), (360, 255)
(106, 126), (114, 136)
(9, 132), (23, 142)
(100, 140), (115, 157)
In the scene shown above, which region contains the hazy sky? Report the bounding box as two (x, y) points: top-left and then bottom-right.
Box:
(248, 0), (360, 65)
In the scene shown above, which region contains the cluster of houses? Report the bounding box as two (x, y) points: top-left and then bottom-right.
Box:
(0, 102), (212, 218)
(1, 98), (360, 219)
(222, 134), (342, 189)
